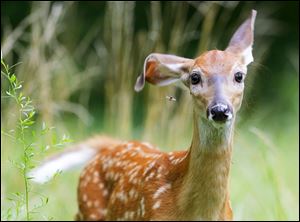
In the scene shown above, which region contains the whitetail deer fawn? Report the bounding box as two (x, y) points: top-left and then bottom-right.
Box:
(30, 10), (257, 221)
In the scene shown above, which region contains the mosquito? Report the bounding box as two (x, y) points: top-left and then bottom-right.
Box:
(166, 95), (176, 102)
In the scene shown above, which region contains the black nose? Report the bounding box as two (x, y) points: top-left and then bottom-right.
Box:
(208, 104), (231, 123)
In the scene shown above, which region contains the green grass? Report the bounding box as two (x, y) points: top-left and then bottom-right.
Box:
(231, 122), (299, 220)
(1, 111), (298, 220)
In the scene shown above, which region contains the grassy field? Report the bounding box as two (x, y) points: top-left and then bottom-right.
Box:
(1, 110), (299, 220)
(1, 1), (299, 221)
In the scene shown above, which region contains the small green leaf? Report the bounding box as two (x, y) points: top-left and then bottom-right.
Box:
(24, 121), (35, 126)
(6, 91), (12, 96)
(21, 162), (26, 169)
(29, 111), (35, 118)
(23, 111), (29, 117)
(28, 166), (35, 170)
(15, 84), (22, 89)
(10, 74), (16, 82)
(28, 153), (34, 158)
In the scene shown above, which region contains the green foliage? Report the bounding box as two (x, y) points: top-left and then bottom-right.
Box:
(2, 59), (36, 220)
(1, 59), (71, 220)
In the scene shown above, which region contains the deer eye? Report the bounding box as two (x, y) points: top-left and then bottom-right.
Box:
(234, 72), (244, 83)
(190, 73), (201, 85)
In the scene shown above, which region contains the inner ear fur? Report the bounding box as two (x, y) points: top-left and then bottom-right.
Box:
(134, 53), (193, 92)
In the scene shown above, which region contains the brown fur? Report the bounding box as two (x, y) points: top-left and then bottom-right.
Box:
(76, 132), (233, 221)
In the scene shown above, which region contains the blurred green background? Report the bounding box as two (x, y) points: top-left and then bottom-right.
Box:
(1, 1), (299, 221)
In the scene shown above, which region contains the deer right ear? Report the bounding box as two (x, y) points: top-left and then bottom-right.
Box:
(226, 10), (257, 66)
(134, 53), (193, 92)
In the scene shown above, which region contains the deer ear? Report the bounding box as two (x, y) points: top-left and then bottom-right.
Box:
(134, 53), (193, 92)
(226, 10), (257, 66)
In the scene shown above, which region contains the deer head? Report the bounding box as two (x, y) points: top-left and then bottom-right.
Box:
(135, 10), (256, 128)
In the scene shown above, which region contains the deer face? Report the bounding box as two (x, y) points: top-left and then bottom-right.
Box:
(135, 10), (256, 126)
(183, 50), (247, 125)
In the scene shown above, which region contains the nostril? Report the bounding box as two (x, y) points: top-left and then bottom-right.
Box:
(209, 104), (231, 123)
(212, 111), (228, 122)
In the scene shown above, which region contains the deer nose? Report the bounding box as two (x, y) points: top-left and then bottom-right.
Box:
(207, 103), (232, 123)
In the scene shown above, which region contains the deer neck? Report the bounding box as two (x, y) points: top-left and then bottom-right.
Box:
(177, 110), (234, 220)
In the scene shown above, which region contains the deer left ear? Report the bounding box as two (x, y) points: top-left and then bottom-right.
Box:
(226, 10), (257, 66)
(134, 53), (193, 92)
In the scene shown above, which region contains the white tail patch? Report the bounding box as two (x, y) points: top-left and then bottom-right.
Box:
(28, 146), (96, 184)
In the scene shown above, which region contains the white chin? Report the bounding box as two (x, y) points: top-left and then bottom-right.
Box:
(209, 118), (233, 129)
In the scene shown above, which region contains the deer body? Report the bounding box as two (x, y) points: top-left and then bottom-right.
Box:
(76, 95), (237, 220)
(76, 132), (233, 220)
(30, 10), (257, 221)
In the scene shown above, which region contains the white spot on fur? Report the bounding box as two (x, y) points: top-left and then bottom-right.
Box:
(82, 194), (88, 202)
(130, 152), (137, 157)
(142, 142), (158, 150)
(94, 200), (100, 207)
(153, 183), (171, 199)
(169, 155), (175, 161)
(103, 189), (108, 197)
(87, 201), (92, 207)
(129, 189), (137, 199)
(126, 143), (134, 149)
(140, 197), (145, 216)
(143, 161), (156, 176)
(94, 171), (99, 177)
(171, 155), (187, 165)
(130, 211), (135, 219)
(135, 146), (142, 152)
(157, 166), (164, 173)
(130, 177), (138, 184)
(93, 176), (99, 183)
(98, 183), (104, 189)
(116, 191), (128, 203)
(124, 211), (135, 219)
(124, 211), (129, 219)
(145, 172), (155, 181)
(152, 200), (161, 209)
(90, 214), (97, 219)
(99, 209), (107, 216)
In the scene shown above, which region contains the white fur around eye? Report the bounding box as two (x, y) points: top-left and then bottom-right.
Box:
(188, 69), (206, 96)
(232, 64), (247, 82)
(190, 80), (206, 96)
